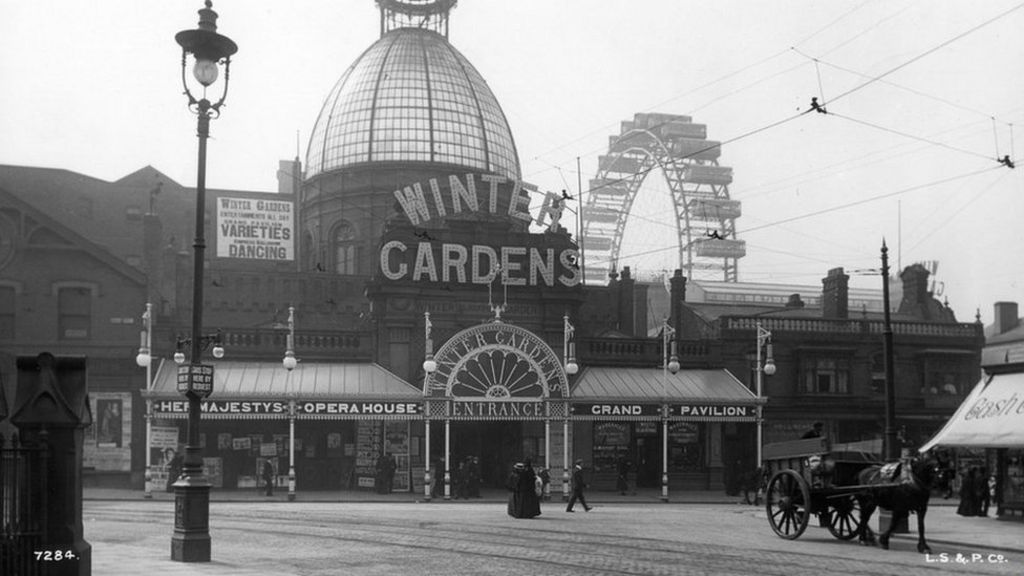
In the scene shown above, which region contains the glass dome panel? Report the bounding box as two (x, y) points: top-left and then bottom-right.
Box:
(306, 29), (520, 181)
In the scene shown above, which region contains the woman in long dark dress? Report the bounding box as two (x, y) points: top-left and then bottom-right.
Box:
(956, 466), (978, 517)
(507, 463), (523, 517)
(518, 459), (541, 518)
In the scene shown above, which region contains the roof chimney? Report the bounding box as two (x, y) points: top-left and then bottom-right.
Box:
(993, 301), (1020, 335)
(821, 267), (849, 318)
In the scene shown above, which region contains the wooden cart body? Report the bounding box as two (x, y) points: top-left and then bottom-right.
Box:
(761, 437), (885, 540)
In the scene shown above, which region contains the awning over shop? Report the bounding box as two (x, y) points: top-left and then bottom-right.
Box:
(920, 370), (1024, 452)
(147, 360), (422, 420)
(570, 367), (759, 421)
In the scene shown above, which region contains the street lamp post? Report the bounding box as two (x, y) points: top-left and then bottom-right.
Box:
(881, 241), (898, 461)
(661, 320), (680, 503)
(135, 303), (154, 498)
(172, 0), (237, 563)
(283, 306), (298, 501)
(563, 315), (579, 502)
(422, 312), (437, 502)
(755, 322), (776, 468)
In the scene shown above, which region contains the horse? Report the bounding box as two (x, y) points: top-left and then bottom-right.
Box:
(855, 454), (938, 553)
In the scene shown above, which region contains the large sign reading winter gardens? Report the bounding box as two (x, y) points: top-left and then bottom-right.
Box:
(217, 196), (294, 261)
(382, 173), (580, 287)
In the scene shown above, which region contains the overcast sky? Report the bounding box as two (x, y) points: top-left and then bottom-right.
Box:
(2, 0), (1022, 324)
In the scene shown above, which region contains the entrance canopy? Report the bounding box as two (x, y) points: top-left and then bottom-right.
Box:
(920, 370), (1024, 451)
(571, 367), (760, 421)
(147, 360), (421, 420)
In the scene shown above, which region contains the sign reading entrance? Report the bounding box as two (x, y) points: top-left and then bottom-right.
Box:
(177, 364), (214, 398)
(450, 400), (545, 418)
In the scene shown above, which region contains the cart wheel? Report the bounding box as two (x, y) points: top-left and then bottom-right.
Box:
(766, 470), (811, 540)
(826, 494), (863, 540)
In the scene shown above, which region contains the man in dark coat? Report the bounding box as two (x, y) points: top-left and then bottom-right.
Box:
(262, 460), (274, 496)
(566, 459), (592, 512)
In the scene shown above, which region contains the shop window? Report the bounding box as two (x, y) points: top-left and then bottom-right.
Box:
(802, 357), (849, 394)
(333, 220), (358, 275)
(0, 285), (14, 340)
(58, 286), (92, 339)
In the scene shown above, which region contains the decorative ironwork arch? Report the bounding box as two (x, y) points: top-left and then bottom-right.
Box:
(581, 113), (744, 284)
(424, 322), (568, 400)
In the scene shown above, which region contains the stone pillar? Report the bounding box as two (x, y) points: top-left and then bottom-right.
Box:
(12, 353), (92, 576)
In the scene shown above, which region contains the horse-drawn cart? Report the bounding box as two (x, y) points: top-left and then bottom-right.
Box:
(761, 437), (882, 541)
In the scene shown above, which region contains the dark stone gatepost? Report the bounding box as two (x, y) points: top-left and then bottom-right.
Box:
(12, 353), (92, 576)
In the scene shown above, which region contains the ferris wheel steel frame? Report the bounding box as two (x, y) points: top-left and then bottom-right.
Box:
(580, 113), (745, 284)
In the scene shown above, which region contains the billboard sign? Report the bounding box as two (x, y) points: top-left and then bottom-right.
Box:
(217, 196), (294, 261)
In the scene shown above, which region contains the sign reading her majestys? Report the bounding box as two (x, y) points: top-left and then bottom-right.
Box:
(382, 173), (580, 287)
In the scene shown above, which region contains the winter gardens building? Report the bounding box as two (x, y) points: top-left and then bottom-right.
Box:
(0, 1), (984, 498)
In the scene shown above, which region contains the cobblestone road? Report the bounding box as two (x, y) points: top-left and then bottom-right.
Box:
(83, 501), (1020, 575)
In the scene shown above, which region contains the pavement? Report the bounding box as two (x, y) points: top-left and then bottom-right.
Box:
(85, 486), (1023, 554)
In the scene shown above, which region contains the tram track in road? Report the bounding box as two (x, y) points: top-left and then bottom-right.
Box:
(85, 502), (1018, 576)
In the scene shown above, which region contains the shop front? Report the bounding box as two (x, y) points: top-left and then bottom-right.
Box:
(921, 365), (1024, 518)
(570, 367), (760, 494)
(146, 360), (423, 494)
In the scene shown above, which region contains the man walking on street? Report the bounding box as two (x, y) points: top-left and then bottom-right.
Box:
(566, 459), (592, 513)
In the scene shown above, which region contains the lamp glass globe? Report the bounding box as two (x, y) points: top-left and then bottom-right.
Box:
(192, 59), (219, 86)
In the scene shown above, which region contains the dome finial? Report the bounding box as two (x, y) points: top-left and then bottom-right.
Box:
(377, 0), (457, 38)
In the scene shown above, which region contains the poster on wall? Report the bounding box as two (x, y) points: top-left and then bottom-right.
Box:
(385, 422), (410, 492)
(204, 457), (224, 488)
(216, 196), (294, 261)
(84, 392), (132, 472)
(95, 398), (123, 447)
(355, 422), (383, 489)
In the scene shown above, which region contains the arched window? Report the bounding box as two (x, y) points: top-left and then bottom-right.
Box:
(333, 221), (357, 275)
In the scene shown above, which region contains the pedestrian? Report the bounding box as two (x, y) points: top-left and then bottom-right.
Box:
(164, 448), (182, 493)
(468, 456), (481, 498)
(956, 466), (978, 517)
(801, 422), (824, 439)
(518, 459), (541, 519)
(976, 467), (991, 517)
(384, 453), (397, 493)
(566, 459), (592, 513)
(507, 462), (524, 517)
(262, 459), (274, 497)
(537, 466), (551, 500)
(616, 456), (632, 495)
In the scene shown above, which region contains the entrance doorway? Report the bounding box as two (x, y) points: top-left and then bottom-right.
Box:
(434, 422), (523, 488)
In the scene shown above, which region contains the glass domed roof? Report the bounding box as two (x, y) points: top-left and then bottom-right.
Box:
(306, 28), (520, 181)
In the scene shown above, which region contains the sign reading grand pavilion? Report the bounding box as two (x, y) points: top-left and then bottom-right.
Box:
(382, 173), (580, 287)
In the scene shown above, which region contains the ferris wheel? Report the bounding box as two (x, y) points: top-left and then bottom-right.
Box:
(579, 112), (745, 284)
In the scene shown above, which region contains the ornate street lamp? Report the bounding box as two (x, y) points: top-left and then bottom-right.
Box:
(172, 0), (236, 563)
(422, 311), (436, 502)
(881, 240), (897, 461)
(661, 320), (680, 503)
(563, 315), (579, 502)
(755, 322), (776, 468)
(283, 306), (297, 501)
(135, 303), (154, 498)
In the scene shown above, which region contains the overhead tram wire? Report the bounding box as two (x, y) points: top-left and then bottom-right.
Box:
(828, 111), (997, 163)
(825, 1), (1024, 108)
(526, 1), (913, 182)
(741, 165), (1001, 235)
(791, 47), (1018, 126)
